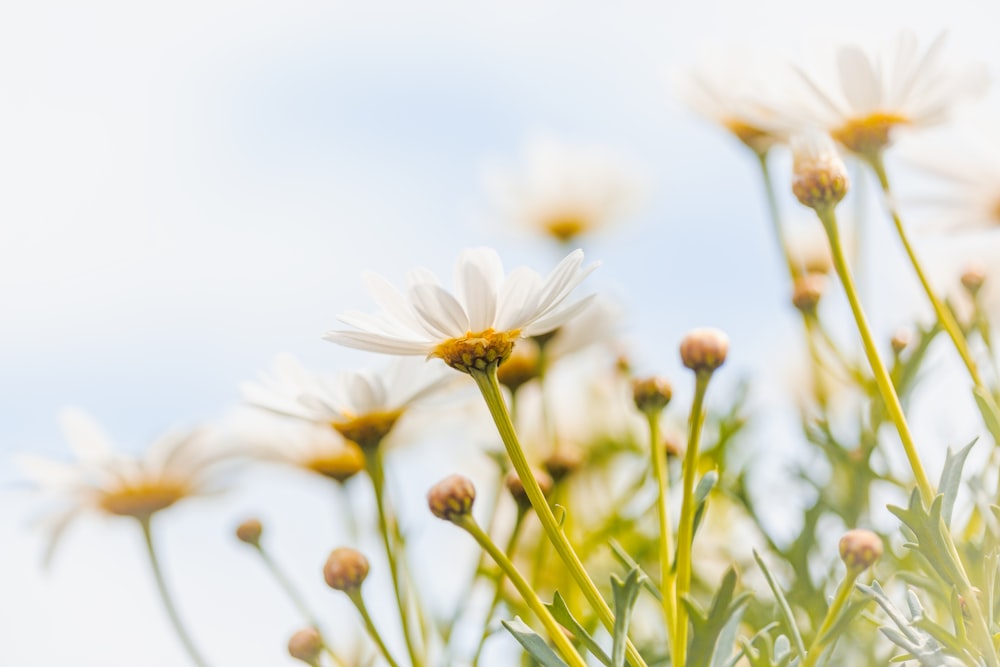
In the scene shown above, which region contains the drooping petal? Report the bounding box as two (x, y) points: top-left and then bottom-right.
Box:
(324, 330), (435, 355)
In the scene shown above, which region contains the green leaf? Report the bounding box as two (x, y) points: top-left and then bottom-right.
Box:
(692, 470), (719, 540)
(752, 550), (807, 661)
(608, 539), (662, 602)
(501, 617), (568, 667)
(546, 592), (611, 666)
(937, 438), (977, 527)
(887, 490), (965, 588)
(610, 568), (644, 667)
(682, 567), (750, 667)
(973, 386), (1000, 446)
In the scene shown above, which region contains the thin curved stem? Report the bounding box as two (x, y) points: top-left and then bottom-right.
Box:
(645, 410), (677, 651)
(756, 151), (799, 280)
(365, 452), (424, 667)
(672, 371), (711, 667)
(348, 590), (403, 667)
(255, 546), (346, 667)
(458, 515), (588, 667)
(472, 509), (527, 667)
(867, 154), (985, 391)
(816, 206), (934, 502)
(470, 365), (648, 667)
(138, 517), (211, 667)
(801, 571), (858, 667)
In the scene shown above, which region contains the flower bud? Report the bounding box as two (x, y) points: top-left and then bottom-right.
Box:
(961, 262), (986, 296)
(792, 133), (849, 211)
(839, 528), (883, 572)
(679, 328), (729, 374)
(287, 627), (324, 665)
(631, 376), (673, 413)
(891, 329), (911, 355)
(427, 474), (476, 521)
(792, 273), (827, 314)
(505, 468), (554, 510)
(235, 518), (263, 547)
(663, 435), (684, 459)
(544, 446), (583, 482)
(323, 547), (369, 592)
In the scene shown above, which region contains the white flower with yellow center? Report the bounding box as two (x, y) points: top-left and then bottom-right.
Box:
(675, 47), (798, 155)
(325, 247), (599, 374)
(18, 408), (224, 562)
(242, 354), (457, 449)
(483, 138), (641, 243)
(794, 31), (988, 158)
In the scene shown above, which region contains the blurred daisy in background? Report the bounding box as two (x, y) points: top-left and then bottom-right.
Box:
(242, 355), (459, 449)
(481, 138), (642, 245)
(674, 45), (800, 156)
(18, 408), (228, 563)
(793, 31), (989, 158)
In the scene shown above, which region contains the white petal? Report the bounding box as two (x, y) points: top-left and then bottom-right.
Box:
(58, 408), (115, 462)
(535, 252), (599, 318)
(495, 267), (543, 330)
(410, 283), (469, 338)
(837, 46), (880, 112)
(363, 271), (425, 331)
(324, 330), (434, 355)
(522, 294), (597, 337)
(455, 248), (502, 331)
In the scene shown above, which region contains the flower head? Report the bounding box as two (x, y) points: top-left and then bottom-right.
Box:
(675, 46), (798, 155)
(242, 355), (456, 449)
(794, 31), (988, 158)
(791, 132), (850, 211)
(18, 408), (226, 563)
(325, 247), (599, 373)
(483, 138), (641, 243)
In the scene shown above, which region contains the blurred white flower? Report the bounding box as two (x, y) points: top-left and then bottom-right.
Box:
(242, 355), (458, 448)
(325, 247), (599, 373)
(483, 138), (641, 243)
(18, 408), (226, 563)
(674, 46), (799, 155)
(794, 31), (988, 157)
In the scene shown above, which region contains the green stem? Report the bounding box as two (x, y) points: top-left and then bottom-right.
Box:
(470, 365), (648, 667)
(348, 589), (403, 667)
(472, 509), (528, 667)
(645, 410), (677, 650)
(255, 546), (346, 667)
(867, 154), (985, 391)
(672, 371), (711, 667)
(801, 571), (859, 667)
(457, 515), (588, 667)
(816, 206), (934, 503)
(366, 452), (424, 667)
(138, 517), (211, 667)
(756, 151), (799, 280)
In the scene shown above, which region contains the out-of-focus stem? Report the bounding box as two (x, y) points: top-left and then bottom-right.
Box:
(645, 410), (677, 649)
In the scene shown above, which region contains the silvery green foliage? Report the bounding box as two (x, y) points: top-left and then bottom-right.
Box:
(857, 581), (975, 667)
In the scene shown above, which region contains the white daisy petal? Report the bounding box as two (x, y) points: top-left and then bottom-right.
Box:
(837, 46), (879, 112)
(495, 267), (543, 331)
(410, 283), (470, 337)
(324, 330), (433, 355)
(456, 247), (502, 331)
(58, 408), (114, 463)
(523, 294), (597, 337)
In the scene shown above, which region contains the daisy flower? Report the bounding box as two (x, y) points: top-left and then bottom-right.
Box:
(794, 31), (988, 158)
(18, 408), (225, 562)
(242, 354), (457, 449)
(482, 138), (641, 244)
(325, 247), (599, 374)
(674, 46), (798, 155)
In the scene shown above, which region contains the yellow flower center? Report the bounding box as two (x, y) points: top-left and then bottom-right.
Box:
(98, 479), (190, 519)
(332, 410), (403, 450)
(831, 111), (910, 158)
(723, 119), (777, 155)
(305, 442), (366, 482)
(543, 214), (590, 243)
(432, 328), (520, 374)
(496, 341), (540, 393)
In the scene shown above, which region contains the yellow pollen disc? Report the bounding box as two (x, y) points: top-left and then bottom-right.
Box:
(432, 328), (521, 374)
(98, 479), (190, 518)
(332, 410), (403, 450)
(306, 443), (366, 482)
(543, 215), (590, 243)
(723, 119), (776, 154)
(832, 111), (910, 157)
(496, 342), (540, 393)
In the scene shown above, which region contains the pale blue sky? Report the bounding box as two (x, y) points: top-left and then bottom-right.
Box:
(4, 1), (1000, 665)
